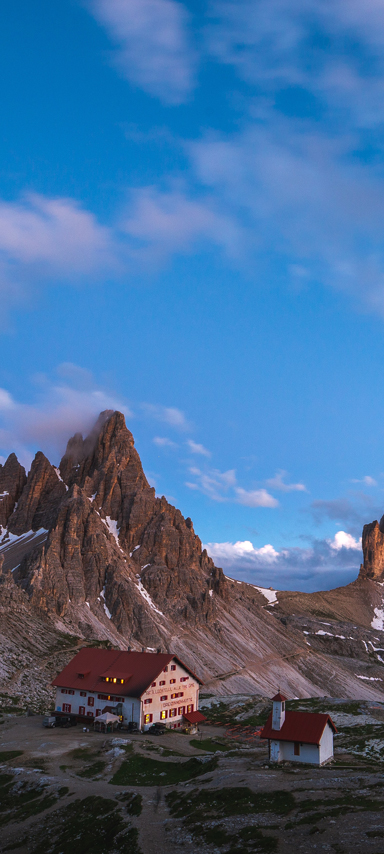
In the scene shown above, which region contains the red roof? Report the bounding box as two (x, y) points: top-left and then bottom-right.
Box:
(52, 649), (202, 697)
(183, 711), (206, 724)
(272, 692), (287, 702)
(260, 710), (337, 745)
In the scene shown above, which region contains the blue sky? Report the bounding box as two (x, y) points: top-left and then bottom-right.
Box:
(2, 0), (384, 591)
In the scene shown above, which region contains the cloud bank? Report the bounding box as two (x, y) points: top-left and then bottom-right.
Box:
(205, 531), (363, 592)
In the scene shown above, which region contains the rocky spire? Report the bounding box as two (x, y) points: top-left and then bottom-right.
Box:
(8, 452), (67, 535)
(0, 453), (27, 530)
(360, 517), (384, 581)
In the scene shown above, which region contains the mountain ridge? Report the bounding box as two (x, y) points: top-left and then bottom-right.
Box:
(1, 410), (384, 711)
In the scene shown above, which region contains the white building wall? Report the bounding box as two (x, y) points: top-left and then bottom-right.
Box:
(270, 740), (282, 762)
(319, 723), (334, 765)
(280, 740), (320, 764)
(140, 659), (199, 730)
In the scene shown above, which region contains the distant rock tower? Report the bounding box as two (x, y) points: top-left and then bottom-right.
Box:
(271, 691), (286, 730)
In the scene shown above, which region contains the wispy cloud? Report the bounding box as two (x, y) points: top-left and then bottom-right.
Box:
(141, 403), (190, 431)
(310, 492), (383, 536)
(235, 487), (278, 508)
(88, 0), (196, 104)
(266, 469), (307, 493)
(351, 475), (377, 486)
(0, 364), (130, 468)
(186, 438), (211, 457)
(121, 185), (241, 263)
(204, 531), (362, 592)
(153, 436), (178, 448)
(186, 465), (237, 501)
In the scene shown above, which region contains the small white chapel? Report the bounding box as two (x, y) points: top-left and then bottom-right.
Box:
(260, 692), (337, 765)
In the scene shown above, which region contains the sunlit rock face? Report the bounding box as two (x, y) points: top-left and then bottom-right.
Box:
(360, 517), (384, 581)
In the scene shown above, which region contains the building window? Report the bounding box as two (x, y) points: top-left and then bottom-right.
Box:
(171, 693), (176, 699)
(96, 709), (101, 717)
(62, 703), (71, 713)
(159, 680), (166, 686)
(87, 711), (94, 718)
(180, 676), (189, 682)
(144, 714), (153, 724)
(179, 692), (184, 697)
(294, 742), (300, 756)
(170, 665), (176, 671)
(187, 704), (194, 713)
(163, 666), (168, 673)
(151, 682), (157, 687)
(88, 696), (94, 707)
(170, 679), (176, 684)
(144, 698), (152, 705)
(160, 695), (168, 701)
(79, 706), (85, 716)
(282, 702), (285, 711)
(178, 706), (185, 715)
(61, 689), (67, 694)
(169, 708), (176, 718)
(80, 691), (86, 697)
(160, 710), (168, 720)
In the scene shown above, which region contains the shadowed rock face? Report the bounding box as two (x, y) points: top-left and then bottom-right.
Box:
(0, 454), (27, 529)
(360, 517), (384, 580)
(0, 411), (227, 643)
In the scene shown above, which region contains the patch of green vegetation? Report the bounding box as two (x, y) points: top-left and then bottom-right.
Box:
(167, 786), (295, 820)
(70, 747), (98, 760)
(0, 772), (58, 826)
(166, 789), (284, 852)
(190, 738), (230, 752)
(77, 760), (106, 778)
(110, 754), (218, 787)
(285, 791), (384, 829)
(0, 751), (23, 762)
(115, 792), (143, 815)
(30, 796), (141, 854)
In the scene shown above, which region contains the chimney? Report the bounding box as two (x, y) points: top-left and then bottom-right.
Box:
(271, 691), (286, 731)
(157, 647), (161, 654)
(127, 646), (131, 652)
(141, 646), (145, 653)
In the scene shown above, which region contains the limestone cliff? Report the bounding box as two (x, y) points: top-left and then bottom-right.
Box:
(360, 517), (384, 580)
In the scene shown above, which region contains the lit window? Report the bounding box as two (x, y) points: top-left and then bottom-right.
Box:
(113, 678), (117, 683)
(187, 704), (194, 713)
(169, 708), (176, 717)
(120, 679), (124, 684)
(160, 710), (168, 720)
(178, 706), (185, 715)
(170, 679), (176, 684)
(144, 698), (152, 705)
(88, 697), (94, 706)
(144, 714), (153, 724)
(170, 665), (176, 671)
(160, 695), (168, 701)
(159, 680), (165, 686)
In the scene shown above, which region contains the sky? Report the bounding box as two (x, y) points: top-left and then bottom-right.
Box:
(2, 0), (384, 592)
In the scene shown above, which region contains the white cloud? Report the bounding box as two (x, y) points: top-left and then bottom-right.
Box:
(186, 465), (236, 501)
(0, 389), (16, 411)
(141, 403), (190, 431)
(266, 469), (307, 492)
(328, 530), (362, 551)
(0, 365), (131, 466)
(186, 438), (211, 457)
(235, 487), (279, 508)
(351, 475), (377, 486)
(204, 532), (363, 592)
(88, 0), (196, 104)
(122, 185), (241, 262)
(153, 436), (177, 448)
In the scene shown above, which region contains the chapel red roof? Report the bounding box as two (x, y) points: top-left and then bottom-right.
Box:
(52, 648), (202, 697)
(183, 711), (206, 724)
(260, 710), (337, 745)
(272, 692), (287, 702)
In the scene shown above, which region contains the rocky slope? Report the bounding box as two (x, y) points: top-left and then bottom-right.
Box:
(2, 410), (384, 710)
